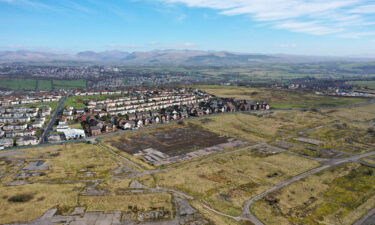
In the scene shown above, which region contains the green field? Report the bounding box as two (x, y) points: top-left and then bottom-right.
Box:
(52, 80), (87, 90)
(0, 79), (37, 90)
(0, 78), (87, 91)
(350, 81), (375, 89)
(36, 80), (53, 91)
(195, 85), (369, 109)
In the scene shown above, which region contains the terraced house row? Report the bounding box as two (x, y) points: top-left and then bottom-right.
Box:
(60, 89), (270, 137)
(0, 94), (61, 106)
(0, 106), (52, 149)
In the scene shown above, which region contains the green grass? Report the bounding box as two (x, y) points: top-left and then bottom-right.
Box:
(53, 80), (87, 90)
(0, 78), (87, 91)
(350, 81), (375, 90)
(195, 85), (369, 109)
(0, 79), (37, 90)
(37, 80), (53, 91)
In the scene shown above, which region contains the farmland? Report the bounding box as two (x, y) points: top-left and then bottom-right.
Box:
(350, 80), (375, 89)
(0, 78), (87, 91)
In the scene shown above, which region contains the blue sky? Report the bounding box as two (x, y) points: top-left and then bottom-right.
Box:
(1, 0), (375, 56)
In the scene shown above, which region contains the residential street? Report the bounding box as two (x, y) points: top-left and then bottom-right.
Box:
(40, 96), (67, 144)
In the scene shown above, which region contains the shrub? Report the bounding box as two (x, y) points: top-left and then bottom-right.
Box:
(8, 193), (34, 203)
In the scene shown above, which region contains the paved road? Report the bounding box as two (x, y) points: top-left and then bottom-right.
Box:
(241, 150), (375, 225)
(353, 208), (375, 225)
(41, 96), (67, 144)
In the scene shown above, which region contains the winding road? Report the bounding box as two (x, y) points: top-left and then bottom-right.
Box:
(241, 150), (375, 225)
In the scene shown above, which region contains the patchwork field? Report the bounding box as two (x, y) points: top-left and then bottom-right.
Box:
(195, 85), (368, 109)
(138, 149), (320, 216)
(251, 163), (375, 225)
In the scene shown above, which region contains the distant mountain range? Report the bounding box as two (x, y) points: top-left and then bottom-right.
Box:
(0, 50), (373, 65)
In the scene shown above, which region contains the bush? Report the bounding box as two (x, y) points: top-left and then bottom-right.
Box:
(8, 193), (34, 203)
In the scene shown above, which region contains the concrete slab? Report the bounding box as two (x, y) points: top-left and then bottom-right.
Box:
(71, 207), (86, 216)
(22, 161), (50, 171)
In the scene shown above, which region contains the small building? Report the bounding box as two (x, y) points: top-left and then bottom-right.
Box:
(122, 121), (136, 129)
(0, 138), (13, 148)
(90, 126), (101, 136)
(62, 129), (86, 140)
(136, 119), (144, 127)
(48, 134), (63, 143)
(103, 124), (117, 133)
(127, 113), (137, 121)
(17, 136), (39, 146)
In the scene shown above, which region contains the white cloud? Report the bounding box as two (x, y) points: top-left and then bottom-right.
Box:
(274, 21), (343, 35)
(350, 4), (375, 14)
(160, 0), (375, 36)
(0, 0), (52, 9)
(338, 32), (375, 38)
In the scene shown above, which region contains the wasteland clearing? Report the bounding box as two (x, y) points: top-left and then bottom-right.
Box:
(251, 163), (375, 225)
(138, 148), (321, 216)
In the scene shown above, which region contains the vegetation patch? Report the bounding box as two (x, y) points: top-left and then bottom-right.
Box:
(0, 183), (83, 224)
(8, 193), (34, 203)
(252, 163), (375, 225)
(0, 78), (87, 91)
(138, 150), (320, 216)
(195, 85), (368, 109)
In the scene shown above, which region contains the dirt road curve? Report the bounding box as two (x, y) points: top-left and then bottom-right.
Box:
(241, 150), (375, 225)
